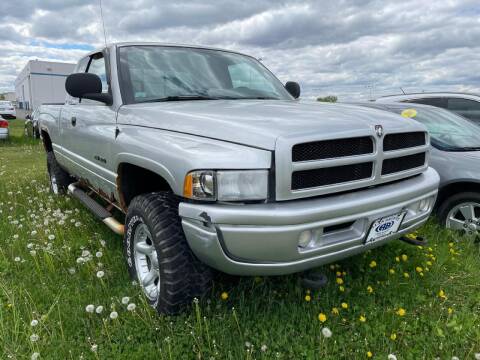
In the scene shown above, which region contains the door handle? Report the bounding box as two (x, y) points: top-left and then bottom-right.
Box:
(71, 116), (77, 126)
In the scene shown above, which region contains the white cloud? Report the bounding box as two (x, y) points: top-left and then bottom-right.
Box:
(0, 0), (478, 100)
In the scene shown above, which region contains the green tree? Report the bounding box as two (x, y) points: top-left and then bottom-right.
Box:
(316, 95), (337, 103)
(0, 94), (5, 100)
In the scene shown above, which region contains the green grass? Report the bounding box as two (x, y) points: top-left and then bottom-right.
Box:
(1, 120), (479, 359)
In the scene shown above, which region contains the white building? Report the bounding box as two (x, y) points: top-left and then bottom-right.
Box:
(15, 60), (75, 112)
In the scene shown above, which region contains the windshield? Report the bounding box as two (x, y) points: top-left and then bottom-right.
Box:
(391, 106), (480, 151)
(118, 46), (292, 103)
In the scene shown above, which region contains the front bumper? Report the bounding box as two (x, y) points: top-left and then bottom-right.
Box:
(179, 167), (439, 275)
(0, 129), (8, 140)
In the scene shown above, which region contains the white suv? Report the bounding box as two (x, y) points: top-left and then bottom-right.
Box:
(0, 101), (16, 119)
(376, 92), (480, 123)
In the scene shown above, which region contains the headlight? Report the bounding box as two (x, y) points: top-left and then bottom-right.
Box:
(183, 170), (268, 201)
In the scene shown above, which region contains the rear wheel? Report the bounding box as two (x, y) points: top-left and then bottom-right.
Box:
(46, 152), (72, 195)
(438, 192), (480, 240)
(124, 192), (213, 314)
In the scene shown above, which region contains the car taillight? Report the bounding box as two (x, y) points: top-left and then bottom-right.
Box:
(0, 120), (8, 128)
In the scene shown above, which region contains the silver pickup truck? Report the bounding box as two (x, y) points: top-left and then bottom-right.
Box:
(39, 42), (439, 314)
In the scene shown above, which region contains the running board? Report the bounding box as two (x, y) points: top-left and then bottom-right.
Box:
(68, 183), (124, 235)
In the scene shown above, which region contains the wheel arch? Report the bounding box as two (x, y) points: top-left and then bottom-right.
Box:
(116, 160), (177, 210)
(436, 180), (480, 211)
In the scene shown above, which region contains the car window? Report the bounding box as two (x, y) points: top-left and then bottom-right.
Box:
(447, 98), (480, 111)
(87, 54), (108, 93)
(404, 97), (447, 108)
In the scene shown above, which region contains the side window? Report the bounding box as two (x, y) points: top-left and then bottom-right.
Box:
(447, 98), (480, 111)
(404, 97), (447, 108)
(87, 54), (108, 93)
(75, 57), (90, 73)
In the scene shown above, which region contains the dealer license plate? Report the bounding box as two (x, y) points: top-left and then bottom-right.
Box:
(365, 212), (406, 244)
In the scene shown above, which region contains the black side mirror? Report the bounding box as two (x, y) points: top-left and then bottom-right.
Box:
(285, 81), (300, 99)
(65, 73), (112, 105)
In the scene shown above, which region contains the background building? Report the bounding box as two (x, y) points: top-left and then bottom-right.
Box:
(14, 60), (75, 116)
(0, 92), (16, 102)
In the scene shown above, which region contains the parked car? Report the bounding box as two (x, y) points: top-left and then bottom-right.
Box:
(349, 101), (480, 239)
(0, 100), (16, 119)
(38, 42), (439, 314)
(376, 92), (480, 123)
(0, 115), (9, 140)
(25, 109), (40, 139)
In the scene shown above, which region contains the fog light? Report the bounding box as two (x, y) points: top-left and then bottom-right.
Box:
(298, 230), (313, 249)
(419, 198), (430, 212)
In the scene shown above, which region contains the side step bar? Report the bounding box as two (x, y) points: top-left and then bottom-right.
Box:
(68, 183), (124, 235)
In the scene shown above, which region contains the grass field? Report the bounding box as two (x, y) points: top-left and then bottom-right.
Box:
(1, 119), (479, 359)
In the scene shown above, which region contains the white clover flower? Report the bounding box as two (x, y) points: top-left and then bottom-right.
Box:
(245, 341), (252, 349)
(321, 327), (332, 338)
(30, 334), (39, 342)
(100, 240), (106, 247)
(85, 304), (95, 313)
(14, 257), (21, 262)
(96, 251), (103, 258)
(76, 257), (85, 264)
(96, 305), (104, 314)
(82, 250), (91, 257)
(13, 234), (19, 239)
(127, 303), (136, 311)
(109, 311), (118, 319)
(96, 271), (105, 278)
(30, 250), (37, 256)
(261, 344), (268, 352)
(475, 354), (480, 360)
(452, 357), (459, 360)
(27, 243), (34, 249)
(31, 352), (40, 360)
(388, 355), (398, 360)
(91, 344), (98, 352)
(121, 297), (130, 305)
(48, 234), (55, 241)
(75, 221), (81, 227)
(30, 319), (38, 327)
(68, 268), (76, 274)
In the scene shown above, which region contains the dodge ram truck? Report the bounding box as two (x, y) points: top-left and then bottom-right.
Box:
(38, 42), (440, 314)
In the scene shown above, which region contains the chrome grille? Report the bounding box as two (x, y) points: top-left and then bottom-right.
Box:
(382, 153), (426, 175)
(383, 132), (426, 151)
(292, 136), (373, 162)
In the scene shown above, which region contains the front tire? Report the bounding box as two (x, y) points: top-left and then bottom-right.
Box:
(46, 152), (71, 195)
(124, 192), (213, 314)
(438, 192), (480, 239)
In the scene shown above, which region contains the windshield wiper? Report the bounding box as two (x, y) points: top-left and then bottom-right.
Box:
(138, 95), (219, 103)
(459, 147), (480, 151)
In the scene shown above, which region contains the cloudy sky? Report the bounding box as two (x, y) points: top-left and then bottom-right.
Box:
(1, 0), (479, 100)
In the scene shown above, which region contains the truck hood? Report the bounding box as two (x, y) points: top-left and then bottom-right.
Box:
(118, 100), (425, 150)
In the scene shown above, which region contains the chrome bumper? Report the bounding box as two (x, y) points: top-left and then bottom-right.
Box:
(179, 167), (439, 275)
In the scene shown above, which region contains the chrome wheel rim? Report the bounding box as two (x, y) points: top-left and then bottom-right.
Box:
(446, 202), (480, 238)
(50, 174), (59, 194)
(133, 223), (160, 301)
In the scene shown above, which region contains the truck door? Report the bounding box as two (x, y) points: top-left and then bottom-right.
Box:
(61, 51), (118, 197)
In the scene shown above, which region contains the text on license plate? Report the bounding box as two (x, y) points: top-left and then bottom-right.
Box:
(365, 212), (406, 244)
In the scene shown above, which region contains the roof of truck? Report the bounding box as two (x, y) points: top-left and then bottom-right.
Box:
(85, 42), (252, 58)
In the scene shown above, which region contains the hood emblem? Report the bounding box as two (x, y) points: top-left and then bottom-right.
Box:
(375, 125), (384, 137)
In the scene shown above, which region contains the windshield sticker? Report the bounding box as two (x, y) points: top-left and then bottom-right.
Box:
(401, 108), (417, 118)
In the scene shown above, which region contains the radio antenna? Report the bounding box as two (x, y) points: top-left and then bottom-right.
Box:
(400, 87), (406, 95)
(99, 0), (108, 46)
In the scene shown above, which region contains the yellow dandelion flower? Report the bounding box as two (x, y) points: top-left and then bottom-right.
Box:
(359, 315), (367, 322)
(369, 260), (377, 268)
(304, 294), (312, 302)
(415, 266), (423, 273)
(401, 254), (408, 262)
(367, 285), (374, 294)
(438, 290), (446, 300)
(336, 271), (342, 277)
(389, 268), (395, 275)
(426, 261), (432, 266)
(339, 286), (345, 292)
(390, 333), (397, 341)
(318, 313), (327, 323)
(395, 256), (400, 262)
(403, 272), (410, 278)
(341, 302), (348, 309)
(367, 351), (373, 358)
(448, 308), (453, 314)
(254, 276), (262, 283)
(419, 272), (424, 277)
(342, 271), (346, 276)
(332, 307), (339, 315)
(221, 292), (229, 300)
(336, 277), (344, 285)
(396, 308), (406, 316)
(448, 242), (454, 247)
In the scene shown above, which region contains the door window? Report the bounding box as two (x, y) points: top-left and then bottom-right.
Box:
(404, 97), (447, 108)
(87, 54), (108, 93)
(447, 98), (480, 111)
